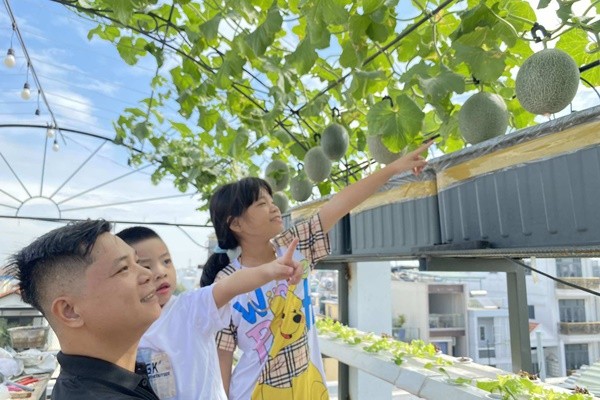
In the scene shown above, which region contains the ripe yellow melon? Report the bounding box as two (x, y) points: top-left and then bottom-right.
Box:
(515, 48), (580, 115)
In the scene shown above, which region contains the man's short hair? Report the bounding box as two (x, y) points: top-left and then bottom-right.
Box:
(116, 226), (160, 246)
(6, 219), (111, 315)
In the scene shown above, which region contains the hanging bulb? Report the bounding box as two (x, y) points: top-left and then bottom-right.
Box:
(4, 48), (15, 68)
(52, 140), (59, 152)
(21, 82), (31, 100)
(46, 126), (55, 138)
(34, 108), (40, 116)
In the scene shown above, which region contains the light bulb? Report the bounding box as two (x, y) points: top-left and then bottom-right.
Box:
(46, 127), (55, 138)
(4, 48), (15, 68)
(52, 141), (59, 152)
(21, 82), (31, 100)
(35, 108), (40, 116)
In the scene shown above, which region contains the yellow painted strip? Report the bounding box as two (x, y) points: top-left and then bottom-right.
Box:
(290, 199), (328, 221)
(351, 180), (437, 214)
(289, 180), (437, 219)
(437, 120), (600, 190)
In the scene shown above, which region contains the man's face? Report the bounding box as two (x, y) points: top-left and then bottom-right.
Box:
(75, 233), (161, 338)
(131, 237), (177, 307)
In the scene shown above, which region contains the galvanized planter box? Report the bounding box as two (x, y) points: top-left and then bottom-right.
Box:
(283, 196), (347, 256)
(350, 169), (440, 256)
(433, 106), (600, 250)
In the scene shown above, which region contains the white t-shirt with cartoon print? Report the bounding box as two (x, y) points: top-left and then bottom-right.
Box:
(216, 214), (331, 400)
(137, 285), (231, 400)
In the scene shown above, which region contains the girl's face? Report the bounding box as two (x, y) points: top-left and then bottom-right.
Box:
(234, 188), (284, 241)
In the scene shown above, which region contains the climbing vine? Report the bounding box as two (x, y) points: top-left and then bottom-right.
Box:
(58, 0), (600, 205)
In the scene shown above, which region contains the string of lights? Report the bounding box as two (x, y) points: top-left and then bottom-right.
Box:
(2, 0), (61, 151)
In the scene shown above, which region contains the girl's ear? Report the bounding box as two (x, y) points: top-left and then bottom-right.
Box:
(228, 216), (242, 233)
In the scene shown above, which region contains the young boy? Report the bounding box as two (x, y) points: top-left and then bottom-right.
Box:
(116, 226), (300, 400)
(6, 219), (162, 399)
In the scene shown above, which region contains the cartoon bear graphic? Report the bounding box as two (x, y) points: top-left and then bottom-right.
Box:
(252, 289), (328, 400)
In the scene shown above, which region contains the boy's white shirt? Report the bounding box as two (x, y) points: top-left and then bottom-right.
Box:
(137, 286), (231, 400)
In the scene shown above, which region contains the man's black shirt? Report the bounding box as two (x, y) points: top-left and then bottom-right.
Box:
(52, 352), (159, 400)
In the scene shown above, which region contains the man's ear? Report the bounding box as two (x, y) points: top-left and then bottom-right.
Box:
(228, 216), (242, 234)
(51, 297), (84, 328)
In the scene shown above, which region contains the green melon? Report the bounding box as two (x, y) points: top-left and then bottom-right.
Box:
(367, 135), (402, 164)
(321, 123), (349, 161)
(458, 92), (509, 145)
(515, 48), (580, 115)
(290, 175), (313, 202)
(304, 146), (332, 183)
(264, 160), (289, 191)
(272, 191), (289, 213)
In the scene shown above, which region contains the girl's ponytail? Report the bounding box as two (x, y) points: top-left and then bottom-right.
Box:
(200, 253), (230, 287)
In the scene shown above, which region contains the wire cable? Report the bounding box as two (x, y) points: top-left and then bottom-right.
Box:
(508, 258), (600, 297)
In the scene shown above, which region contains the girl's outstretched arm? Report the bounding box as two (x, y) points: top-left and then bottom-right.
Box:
(319, 141), (433, 233)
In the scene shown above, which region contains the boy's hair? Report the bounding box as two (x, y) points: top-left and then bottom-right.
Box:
(6, 219), (111, 315)
(116, 226), (161, 246)
(200, 177), (272, 287)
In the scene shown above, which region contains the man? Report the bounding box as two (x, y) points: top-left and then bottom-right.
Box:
(7, 220), (161, 399)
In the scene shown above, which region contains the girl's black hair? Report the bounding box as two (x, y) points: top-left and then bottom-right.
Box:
(200, 177), (272, 287)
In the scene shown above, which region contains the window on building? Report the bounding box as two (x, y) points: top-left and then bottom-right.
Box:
(556, 258), (582, 278)
(528, 305), (535, 320)
(559, 299), (586, 322)
(479, 326), (486, 341)
(565, 343), (589, 374)
(478, 348), (496, 358)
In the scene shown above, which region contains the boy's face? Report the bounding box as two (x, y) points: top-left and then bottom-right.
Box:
(131, 237), (177, 307)
(75, 233), (160, 339)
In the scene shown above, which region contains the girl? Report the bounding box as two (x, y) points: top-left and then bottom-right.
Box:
(201, 141), (432, 400)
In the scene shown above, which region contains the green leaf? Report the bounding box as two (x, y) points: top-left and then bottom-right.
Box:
(366, 21), (389, 43)
(537, 0), (551, 9)
(286, 39), (318, 74)
(315, 0), (349, 25)
(366, 95), (424, 152)
(103, 0), (136, 24)
(230, 128), (249, 157)
(87, 24), (121, 41)
(132, 121), (151, 141)
(307, 16), (331, 49)
(199, 14), (221, 43)
(246, 7), (283, 57)
(453, 42), (506, 82)
(556, 1), (574, 22)
(557, 29), (600, 85)
(197, 106), (220, 131)
(350, 69), (387, 100)
(349, 15), (371, 44)
(363, 0), (385, 14)
(214, 50), (245, 89)
(419, 66), (465, 105)
(395, 94), (425, 139)
(340, 40), (359, 68)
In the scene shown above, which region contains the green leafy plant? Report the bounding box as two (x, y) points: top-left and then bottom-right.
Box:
(61, 0), (600, 203)
(317, 318), (593, 399)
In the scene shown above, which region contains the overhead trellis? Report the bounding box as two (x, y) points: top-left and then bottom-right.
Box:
(51, 0), (600, 207)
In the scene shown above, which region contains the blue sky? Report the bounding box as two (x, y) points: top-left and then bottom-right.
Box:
(0, 0), (212, 270)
